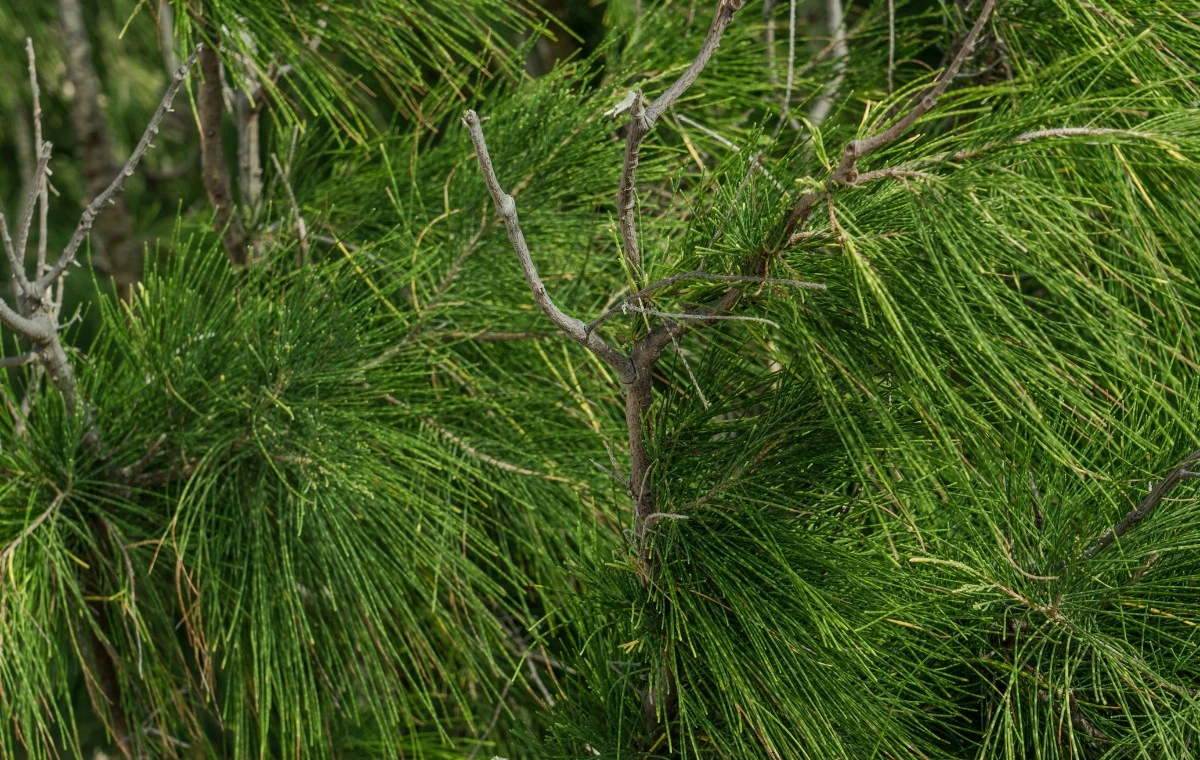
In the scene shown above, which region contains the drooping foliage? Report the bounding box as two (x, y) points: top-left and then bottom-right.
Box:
(1, 1), (1199, 758)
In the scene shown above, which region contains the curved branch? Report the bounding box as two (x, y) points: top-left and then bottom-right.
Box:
(35, 46), (202, 292)
(618, 0), (744, 275)
(1080, 449), (1200, 561)
(782, 0), (996, 237)
(462, 110), (633, 380)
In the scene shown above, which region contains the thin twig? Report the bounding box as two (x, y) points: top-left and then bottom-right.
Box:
(1080, 449), (1200, 561)
(675, 114), (785, 191)
(270, 154), (308, 265)
(848, 166), (936, 185)
(672, 334), (709, 409)
(783, 0), (997, 239)
(423, 416), (574, 484)
(101, 517), (143, 677)
(14, 145), (51, 291)
(197, 42), (249, 268)
(27, 39), (48, 279)
(0, 215), (25, 291)
(764, 0), (778, 84)
(618, 0), (745, 276)
(769, 0), (798, 138)
(887, 0), (896, 93)
(466, 676), (514, 760)
(461, 110), (632, 379)
(0, 353), (39, 369)
(36, 47), (202, 291)
(436, 330), (556, 342)
(625, 304), (780, 329)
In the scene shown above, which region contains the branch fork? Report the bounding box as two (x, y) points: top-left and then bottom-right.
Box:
(0, 43), (201, 425)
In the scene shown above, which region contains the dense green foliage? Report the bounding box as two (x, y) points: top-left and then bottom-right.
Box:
(2, 0), (1200, 758)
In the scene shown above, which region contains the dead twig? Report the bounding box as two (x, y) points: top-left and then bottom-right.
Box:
(616, 0), (744, 278)
(782, 0), (997, 240)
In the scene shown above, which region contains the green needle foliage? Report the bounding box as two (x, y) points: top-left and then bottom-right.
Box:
(2, 0), (1200, 758)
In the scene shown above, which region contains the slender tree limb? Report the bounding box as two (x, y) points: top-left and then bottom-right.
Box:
(0, 215), (27, 293)
(0, 353), (39, 369)
(848, 166), (936, 185)
(625, 304), (780, 329)
(197, 43), (249, 268)
(783, 0), (996, 238)
(26, 39), (49, 280)
(646, 1), (744, 126)
(14, 146), (51, 292)
(462, 110), (633, 379)
(270, 154), (308, 265)
(36, 47), (202, 293)
(675, 114), (786, 191)
(641, 287), (744, 359)
(764, 0), (778, 84)
(422, 416), (575, 484)
(672, 332), (710, 408)
(0, 489), (68, 576)
(887, 0), (896, 93)
(58, 0), (142, 295)
(778, 0), (797, 131)
(618, 0), (744, 276)
(1080, 449), (1200, 561)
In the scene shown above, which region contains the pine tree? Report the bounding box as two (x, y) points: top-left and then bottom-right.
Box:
(1, 1), (1199, 758)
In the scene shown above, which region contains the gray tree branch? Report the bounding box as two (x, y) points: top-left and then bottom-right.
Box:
(462, 110), (633, 380)
(617, 0), (744, 277)
(35, 48), (202, 294)
(783, 0), (996, 238)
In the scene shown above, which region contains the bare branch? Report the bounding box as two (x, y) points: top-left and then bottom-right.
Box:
(0, 353), (39, 369)
(764, 0), (778, 84)
(35, 46), (202, 293)
(640, 287), (744, 368)
(618, 0), (744, 275)
(0, 301), (52, 342)
(58, 0), (143, 294)
(783, 0), (996, 237)
(626, 304), (780, 329)
(0, 215), (25, 292)
(26, 38), (48, 278)
(835, 0), (995, 168)
(780, 0), (797, 129)
(887, 0), (896, 93)
(462, 110), (633, 379)
(848, 166), (936, 185)
(197, 43), (249, 268)
(423, 416), (574, 484)
(13, 144), (51, 291)
(675, 114), (785, 191)
(671, 334), (709, 409)
(1081, 449), (1200, 561)
(646, 1), (744, 125)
